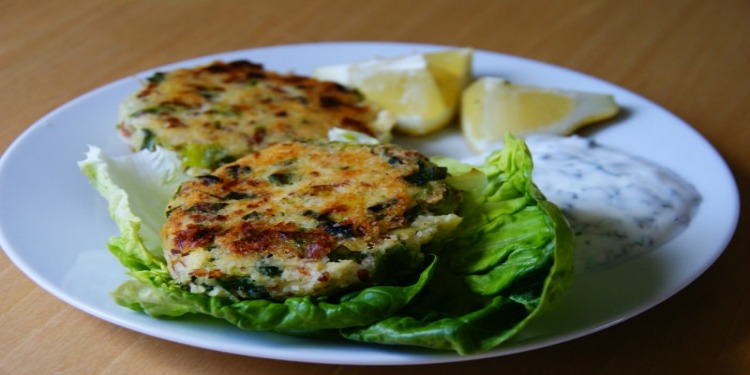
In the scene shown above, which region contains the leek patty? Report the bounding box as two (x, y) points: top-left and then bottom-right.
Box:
(161, 141), (461, 300)
(118, 60), (394, 171)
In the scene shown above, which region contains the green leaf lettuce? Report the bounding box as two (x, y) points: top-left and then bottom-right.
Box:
(343, 135), (575, 353)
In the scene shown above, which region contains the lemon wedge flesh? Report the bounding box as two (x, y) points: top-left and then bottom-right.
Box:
(313, 48), (473, 135)
(461, 77), (619, 152)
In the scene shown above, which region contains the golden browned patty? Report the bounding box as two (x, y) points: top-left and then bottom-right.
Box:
(118, 60), (393, 172)
(161, 141), (461, 300)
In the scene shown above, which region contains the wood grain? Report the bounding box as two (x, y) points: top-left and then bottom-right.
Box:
(1, 0), (748, 373)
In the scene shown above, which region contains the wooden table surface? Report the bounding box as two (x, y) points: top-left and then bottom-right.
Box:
(1, 0), (748, 373)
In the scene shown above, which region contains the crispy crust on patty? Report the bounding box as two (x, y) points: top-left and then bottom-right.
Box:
(161, 141), (460, 300)
(118, 60), (393, 171)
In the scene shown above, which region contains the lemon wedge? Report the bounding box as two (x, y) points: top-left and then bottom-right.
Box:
(313, 48), (473, 135)
(461, 77), (619, 152)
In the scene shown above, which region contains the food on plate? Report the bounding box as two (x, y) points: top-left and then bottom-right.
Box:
(461, 76), (619, 152)
(79, 135), (574, 354)
(162, 141), (461, 300)
(117, 60), (394, 173)
(67, 42), (712, 357)
(78, 49), (702, 355)
(313, 48), (472, 136)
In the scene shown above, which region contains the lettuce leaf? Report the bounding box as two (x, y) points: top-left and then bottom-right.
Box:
(79, 146), (187, 268)
(341, 135), (574, 354)
(78, 135), (574, 354)
(110, 252), (437, 332)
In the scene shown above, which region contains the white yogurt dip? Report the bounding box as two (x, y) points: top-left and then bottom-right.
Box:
(522, 135), (701, 270)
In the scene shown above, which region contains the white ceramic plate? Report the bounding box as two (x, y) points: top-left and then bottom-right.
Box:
(0, 42), (739, 365)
